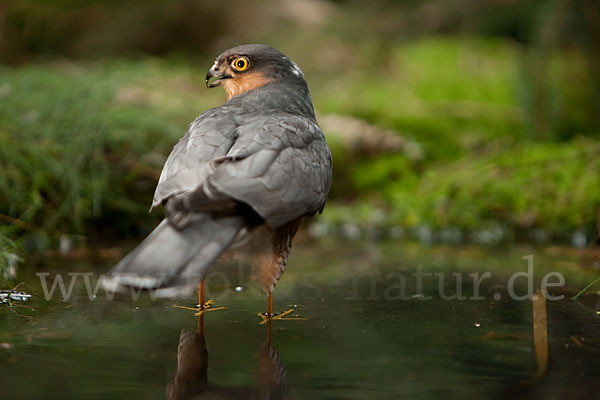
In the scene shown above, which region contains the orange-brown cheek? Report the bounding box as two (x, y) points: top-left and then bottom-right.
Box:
(221, 72), (272, 101)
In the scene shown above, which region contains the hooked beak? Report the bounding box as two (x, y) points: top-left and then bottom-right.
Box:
(205, 65), (232, 88)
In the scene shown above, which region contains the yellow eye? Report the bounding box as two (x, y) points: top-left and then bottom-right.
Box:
(231, 56), (250, 72)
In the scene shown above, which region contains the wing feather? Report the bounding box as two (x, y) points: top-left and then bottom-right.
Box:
(151, 108), (331, 228)
(209, 114), (332, 227)
(151, 109), (240, 208)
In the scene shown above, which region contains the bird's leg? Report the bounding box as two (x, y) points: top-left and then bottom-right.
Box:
(198, 278), (206, 309)
(267, 292), (273, 318)
(172, 278), (226, 315)
(257, 292), (307, 324)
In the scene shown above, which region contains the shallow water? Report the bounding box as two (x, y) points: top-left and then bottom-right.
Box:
(1, 241), (599, 399)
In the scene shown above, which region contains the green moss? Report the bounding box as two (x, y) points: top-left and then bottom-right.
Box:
(316, 37), (528, 166)
(0, 59), (223, 252)
(324, 138), (600, 240)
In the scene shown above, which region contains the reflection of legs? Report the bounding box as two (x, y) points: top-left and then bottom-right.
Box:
(198, 310), (205, 334)
(172, 277), (226, 315)
(258, 330), (289, 398)
(266, 319), (272, 343)
(166, 324), (209, 398)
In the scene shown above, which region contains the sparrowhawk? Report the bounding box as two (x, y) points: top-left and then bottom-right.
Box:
(103, 44), (332, 317)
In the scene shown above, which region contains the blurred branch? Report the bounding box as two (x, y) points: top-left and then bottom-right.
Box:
(0, 213), (33, 231)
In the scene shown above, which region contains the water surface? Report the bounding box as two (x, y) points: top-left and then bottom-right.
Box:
(1, 241), (599, 399)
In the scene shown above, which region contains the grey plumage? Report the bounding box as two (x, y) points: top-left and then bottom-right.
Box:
(104, 216), (244, 297)
(103, 44), (332, 297)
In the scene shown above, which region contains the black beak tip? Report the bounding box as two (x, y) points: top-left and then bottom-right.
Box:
(205, 72), (232, 89)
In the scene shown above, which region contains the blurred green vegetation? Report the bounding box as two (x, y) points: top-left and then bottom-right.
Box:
(1, 0), (600, 271)
(317, 36), (600, 243)
(0, 60), (217, 256)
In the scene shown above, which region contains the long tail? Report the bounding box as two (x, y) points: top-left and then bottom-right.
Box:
(102, 215), (244, 297)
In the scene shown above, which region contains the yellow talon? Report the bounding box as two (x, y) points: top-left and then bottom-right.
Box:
(194, 306), (226, 316)
(257, 308), (308, 325)
(172, 299), (226, 315)
(172, 305), (201, 311)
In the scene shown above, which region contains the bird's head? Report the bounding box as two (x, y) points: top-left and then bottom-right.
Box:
(205, 44), (306, 101)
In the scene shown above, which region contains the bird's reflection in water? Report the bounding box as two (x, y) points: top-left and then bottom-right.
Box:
(167, 316), (288, 400)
